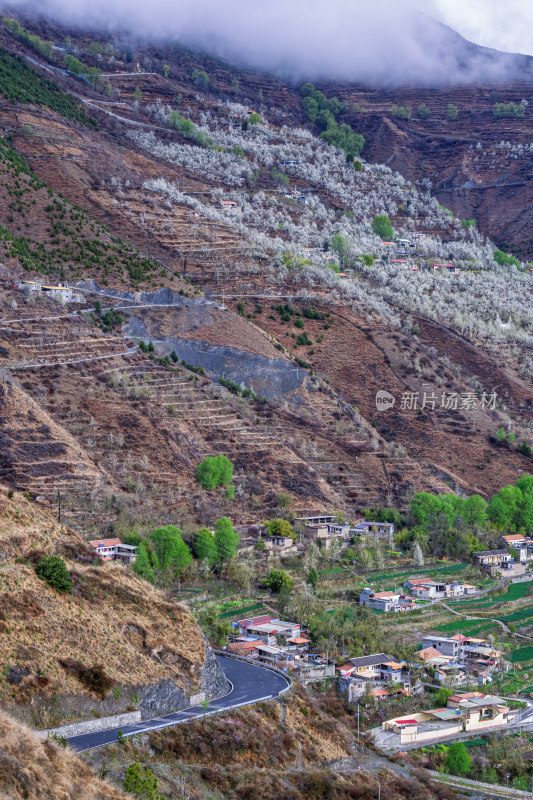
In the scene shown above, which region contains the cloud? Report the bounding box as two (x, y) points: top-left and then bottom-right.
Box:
(10, 0), (529, 85)
(432, 0), (533, 56)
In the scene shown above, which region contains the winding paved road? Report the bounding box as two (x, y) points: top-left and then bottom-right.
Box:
(66, 655), (291, 753)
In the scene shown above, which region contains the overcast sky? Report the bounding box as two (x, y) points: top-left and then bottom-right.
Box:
(13, 0), (532, 83)
(435, 0), (533, 55)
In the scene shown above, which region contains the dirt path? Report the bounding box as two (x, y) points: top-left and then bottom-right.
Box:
(439, 600), (533, 641)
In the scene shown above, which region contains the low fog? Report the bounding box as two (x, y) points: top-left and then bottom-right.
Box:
(9, 0), (530, 85)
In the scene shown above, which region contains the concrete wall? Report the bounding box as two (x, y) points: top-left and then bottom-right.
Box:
(401, 723), (462, 744)
(40, 710), (142, 740)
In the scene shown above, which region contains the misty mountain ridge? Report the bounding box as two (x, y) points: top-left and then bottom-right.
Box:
(6, 0), (533, 87)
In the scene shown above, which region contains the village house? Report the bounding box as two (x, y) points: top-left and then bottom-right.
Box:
(404, 577), (477, 599)
(88, 538), (138, 565)
(359, 588), (415, 612)
(219, 199), (241, 212)
(338, 653), (411, 702)
(473, 549), (525, 576)
(499, 534), (533, 562)
(352, 521), (395, 540)
(421, 634), (502, 667)
(19, 280), (85, 304)
(295, 514), (337, 526)
(232, 615), (301, 644)
(381, 692), (511, 746)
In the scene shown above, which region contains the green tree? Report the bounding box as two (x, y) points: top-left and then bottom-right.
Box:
(35, 556), (72, 593)
(330, 233), (351, 266)
(132, 541), (155, 584)
(488, 485), (523, 530)
(417, 103), (431, 119)
(307, 567), (319, 592)
(248, 112), (261, 125)
(123, 532), (143, 547)
(196, 454), (233, 489)
(133, 86), (142, 103)
(494, 249), (520, 268)
(447, 103), (458, 120)
(150, 525), (192, 580)
(194, 527), (217, 567)
(124, 762), (161, 799)
(266, 568), (294, 594)
(191, 69), (209, 91)
(371, 215), (394, 240)
(267, 518), (296, 539)
(444, 742), (472, 776)
(435, 686), (453, 705)
(214, 516), (239, 563)
(163, 64), (170, 78)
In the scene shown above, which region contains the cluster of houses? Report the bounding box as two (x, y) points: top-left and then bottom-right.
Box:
(473, 533), (533, 577)
(227, 614), (331, 676)
(359, 576), (477, 613)
(418, 633), (503, 687)
(382, 233), (462, 275)
(337, 652), (411, 703)
(381, 691), (512, 747)
(297, 515), (394, 551)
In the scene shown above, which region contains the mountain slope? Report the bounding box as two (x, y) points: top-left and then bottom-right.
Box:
(0, 487), (227, 728)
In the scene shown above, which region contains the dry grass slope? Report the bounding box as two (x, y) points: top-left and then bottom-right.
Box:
(0, 710), (130, 800)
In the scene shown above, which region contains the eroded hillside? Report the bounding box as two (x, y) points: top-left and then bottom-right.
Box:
(0, 487), (227, 728)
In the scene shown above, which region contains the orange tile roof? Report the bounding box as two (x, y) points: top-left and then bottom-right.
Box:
(89, 538), (122, 548)
(289, 637), (310, 644)
(419, 647), (447, 661)
(502, 534), (526, 542)
(383, 662), (403, 669)
(372, 688), (389, 697)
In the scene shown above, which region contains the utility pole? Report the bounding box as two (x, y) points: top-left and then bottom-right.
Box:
(377, 777), (381, 800)
(357, 703), (360, 738)
(57, 488), (61, 524)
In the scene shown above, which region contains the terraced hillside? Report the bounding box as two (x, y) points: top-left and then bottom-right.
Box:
(0, 13), (529, 533)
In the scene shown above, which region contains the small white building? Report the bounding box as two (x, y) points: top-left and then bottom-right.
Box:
(89, 538), (137, 565)
(19, 280), (84, 304)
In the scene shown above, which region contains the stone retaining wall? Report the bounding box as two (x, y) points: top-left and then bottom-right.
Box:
(40, 710), (142, 740)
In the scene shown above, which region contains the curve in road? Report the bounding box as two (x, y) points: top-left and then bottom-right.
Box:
(66, 655), (291, 753)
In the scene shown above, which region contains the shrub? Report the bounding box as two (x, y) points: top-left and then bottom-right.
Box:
(191, 69), (209, 91)
(447, 103), (458, 120)
(461, 218), (476, 228)
(124, 762), (161, 799)
(417, 103), (431, 119)
(265, 568), (294, 593)
(196, 454), (234, 490)
(391, 104), (412, 120)
(35, 556), (72, 593)
(296, 332), (312, 347)
(267, 518), (296, 539)
(493, 102), (525, 118)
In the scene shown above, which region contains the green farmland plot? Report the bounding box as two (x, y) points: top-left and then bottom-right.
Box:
(510, 646), (533, 664)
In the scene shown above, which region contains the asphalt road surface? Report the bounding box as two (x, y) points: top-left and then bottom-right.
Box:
(66, 655), (291, 752)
